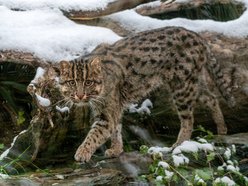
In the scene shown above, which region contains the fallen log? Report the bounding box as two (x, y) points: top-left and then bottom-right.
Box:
(63, 0), (156, 20)
(136, 0), (244, 18)
(0, 30), (248, 173)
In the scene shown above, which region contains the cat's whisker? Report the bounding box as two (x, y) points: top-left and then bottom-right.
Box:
(90, 98), (105, 108)
(52, 97), (70, 107)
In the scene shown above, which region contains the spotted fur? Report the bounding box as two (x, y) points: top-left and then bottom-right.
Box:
(56, 27), (235, 162)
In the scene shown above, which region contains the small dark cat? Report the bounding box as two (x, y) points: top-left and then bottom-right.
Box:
(55, 27), (235, 162)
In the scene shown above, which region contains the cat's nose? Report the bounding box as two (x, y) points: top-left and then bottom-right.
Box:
(75, 93), (88, 100)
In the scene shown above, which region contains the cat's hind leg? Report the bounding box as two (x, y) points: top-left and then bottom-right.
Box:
(169, 80), (198, 147)
(105, 123), (123, 158)
(198, 91), (227, 135)
(173, 103), (195, 147)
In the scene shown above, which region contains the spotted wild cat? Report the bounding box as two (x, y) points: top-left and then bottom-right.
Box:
(55, 27), (235, 162)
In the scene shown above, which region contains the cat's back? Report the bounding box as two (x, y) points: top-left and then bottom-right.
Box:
(110, 27), (206, 56)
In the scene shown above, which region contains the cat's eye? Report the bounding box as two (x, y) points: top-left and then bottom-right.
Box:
(68, 80), (76, 86)
(85, 80), (94, 86)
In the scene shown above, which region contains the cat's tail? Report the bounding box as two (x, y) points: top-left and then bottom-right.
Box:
(206, 48), (236, 108)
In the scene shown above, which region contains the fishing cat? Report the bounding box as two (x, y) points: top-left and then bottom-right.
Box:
(55, 27), (235, 162)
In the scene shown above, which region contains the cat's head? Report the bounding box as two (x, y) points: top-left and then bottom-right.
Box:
(55, 57), (104, 107)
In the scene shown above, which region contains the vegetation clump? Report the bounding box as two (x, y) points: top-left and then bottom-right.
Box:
(139, 127), (248, 186)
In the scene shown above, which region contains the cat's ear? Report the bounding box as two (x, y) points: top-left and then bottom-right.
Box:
(90, 57), (101, 72)
(59, 60), (70, 75)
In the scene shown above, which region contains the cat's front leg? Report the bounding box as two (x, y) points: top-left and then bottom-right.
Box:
(74, 120), (111, 162)
(105, 123), (123, 158)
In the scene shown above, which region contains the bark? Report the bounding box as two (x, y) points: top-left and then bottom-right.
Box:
(0, 50), (50, 68)
(63, 0), (156, 20)
(136, 0), (244, 17)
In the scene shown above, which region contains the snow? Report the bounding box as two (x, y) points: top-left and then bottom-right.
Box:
(231, 145), (236, 153)
(224, 148), (232, 160)
(156, 175), (163, 181)
(164, 169), (174, 179)
(172, 153), (189, 167)
(226, 165), (239, 172)
(31, 67), (45, 84)
(129, 99), (153, 114)
(35, 93), (51, 107)
(172, 140), (214, 155)
(0, 0), (116, 11)
(0, 6), (121, 62)
(148, 146), (172, 154)
(56, 106), (70, 113)
(0, 130), (27, 160)
(214, 176), (236, 186)
(158, 161), (170, 169)
(1, 0), (248, 62)
(109, 1), (248, 37)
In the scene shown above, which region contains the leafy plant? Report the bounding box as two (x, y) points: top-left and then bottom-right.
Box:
(0, 62), (35, 125)
(0, 144), (4, 150)
(139, 127), (248, 185)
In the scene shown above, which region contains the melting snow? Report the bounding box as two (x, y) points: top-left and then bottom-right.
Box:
(172, 140), (214, 155)
(156, 175), (163, 181)
(164, 169), (174, 179)
(35, 93), (51, 107)
(214, 176), (236, 186)
(224, 148), (232, 160)
(172, 153), (189, 167)
(148, 146), (172, 154)
(109, 1), (248, 37)
(31, 67), (45, 84)
(56, 106), (70, 113)
(158, 161), (170, 169)
(129, 99), (153, 114)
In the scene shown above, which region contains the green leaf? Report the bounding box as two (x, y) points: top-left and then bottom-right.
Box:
(1, 81), (27, 92)
(17, 111), (26, 125)
(193, 152), (199, 160)
(149, 164), (157, 173)
(0, 144), (4, 150)
(140, 145), (149, 154)
(195, 169), (212, 181)
(207, 152), (216, 163)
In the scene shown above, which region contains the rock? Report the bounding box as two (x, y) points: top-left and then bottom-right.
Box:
(0, 168), (125, 186)
(215, 133), (248, 145)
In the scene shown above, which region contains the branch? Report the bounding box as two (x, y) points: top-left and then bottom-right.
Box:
(64, 0), (156, 20)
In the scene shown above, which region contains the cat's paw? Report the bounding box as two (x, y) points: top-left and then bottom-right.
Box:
(105, 147), (123, 158)
(74, 146), (93, 162)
